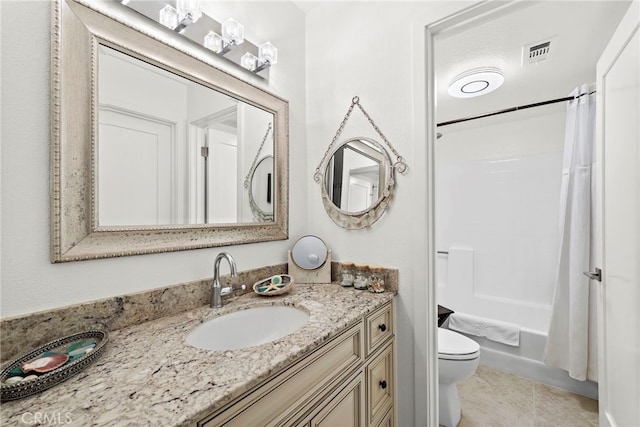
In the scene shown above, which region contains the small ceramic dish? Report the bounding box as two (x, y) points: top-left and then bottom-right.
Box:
(1, 330), (108, 401)
(253, 274), (294, 296)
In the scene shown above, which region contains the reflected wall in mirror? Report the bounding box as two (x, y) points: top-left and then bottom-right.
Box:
(51, 0), (288, 262)
(98, 45), (274, 226)
(320, 137), (394, 229)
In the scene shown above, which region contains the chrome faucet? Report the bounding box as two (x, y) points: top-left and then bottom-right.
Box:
(211, 252), (246, 308)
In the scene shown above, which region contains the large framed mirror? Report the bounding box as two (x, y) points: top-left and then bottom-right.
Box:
(51, 0), (289, 262)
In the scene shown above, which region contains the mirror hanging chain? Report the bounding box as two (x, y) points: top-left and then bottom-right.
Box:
(313, 96), (408, 183)
(244, 123), (273, 188)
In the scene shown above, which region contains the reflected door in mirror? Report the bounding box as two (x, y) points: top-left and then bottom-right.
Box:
(98, 109), (176, 225)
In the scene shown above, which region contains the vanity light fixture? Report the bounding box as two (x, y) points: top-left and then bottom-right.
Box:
(448, 67), (504, 98)
(115, 0), (275, 77)
(241, 42), (278, 72)
(159, 0), (202, 33)
(204, 18), (245, 55)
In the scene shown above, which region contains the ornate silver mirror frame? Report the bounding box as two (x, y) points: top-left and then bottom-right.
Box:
(314, 97), (407, 229)
(320, 137), (395, 229)
(51, 0), (289, 262)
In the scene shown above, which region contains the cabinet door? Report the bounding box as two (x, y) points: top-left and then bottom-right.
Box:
(367, 343), (394, 426)
(199, 323), (363, 427)
(375, 407), (394, 427)
(309, 372), (366, 427)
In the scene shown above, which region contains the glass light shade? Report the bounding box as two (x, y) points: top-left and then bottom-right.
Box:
(448, 67), (504, 98)
(159, 5), (179, 30)
(222, 18), (245, 46)
(204, 31), (224, 53)
(258, 42), (278, 65)
(177, 0), (202, 23)
(241, 53), (258, 71)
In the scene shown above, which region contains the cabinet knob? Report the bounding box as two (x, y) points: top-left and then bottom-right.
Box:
(379, 380), (387, 389)
(378, 324), (387, 332)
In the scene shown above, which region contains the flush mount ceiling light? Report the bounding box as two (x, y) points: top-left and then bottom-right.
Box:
(448, 67), (504, 98)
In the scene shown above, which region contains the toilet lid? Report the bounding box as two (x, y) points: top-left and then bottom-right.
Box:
(438, 328), (480, 361)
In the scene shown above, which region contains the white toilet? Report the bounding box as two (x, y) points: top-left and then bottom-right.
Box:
(438, 327), (480, 427)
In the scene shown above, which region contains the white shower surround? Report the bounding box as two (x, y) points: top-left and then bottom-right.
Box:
(436, 105), (566, 333)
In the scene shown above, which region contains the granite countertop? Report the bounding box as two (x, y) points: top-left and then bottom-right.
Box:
(0, 284), (394, 426)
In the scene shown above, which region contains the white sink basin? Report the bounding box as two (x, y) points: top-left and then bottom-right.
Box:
(186, 306), (309, 351)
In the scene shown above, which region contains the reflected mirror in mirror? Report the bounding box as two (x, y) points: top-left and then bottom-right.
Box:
(248, 156), (274, 221)
(324, 138), (387, 213)
(98, 45), (274, 227)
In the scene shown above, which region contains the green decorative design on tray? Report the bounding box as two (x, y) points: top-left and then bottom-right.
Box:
(253, 274), (294, 296)
(1, 330), (108, 401)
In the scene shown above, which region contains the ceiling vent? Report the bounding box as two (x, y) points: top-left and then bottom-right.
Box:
(523, 37), (557, 66)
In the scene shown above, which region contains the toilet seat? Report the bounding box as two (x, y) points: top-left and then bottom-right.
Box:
(438, 328), (480, 361)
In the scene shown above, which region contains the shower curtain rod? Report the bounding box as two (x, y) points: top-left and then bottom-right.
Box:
(436, 91), (596, 128)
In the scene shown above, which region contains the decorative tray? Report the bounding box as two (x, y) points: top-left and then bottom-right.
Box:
(1, 330), (109, 401)
(253, 274), (294, 296)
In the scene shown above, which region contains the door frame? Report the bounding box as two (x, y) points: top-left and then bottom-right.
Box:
(413, 1), (521, 424)
(416, 1), (555, 424)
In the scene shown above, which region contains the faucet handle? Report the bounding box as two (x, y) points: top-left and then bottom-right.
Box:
(220, 283), (247, 296)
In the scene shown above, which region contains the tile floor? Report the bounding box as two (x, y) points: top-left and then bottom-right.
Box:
(456, 365), (599, 427)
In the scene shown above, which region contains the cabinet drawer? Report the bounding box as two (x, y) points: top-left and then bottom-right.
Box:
(365, 302), (393, 356)
(367, 343), (394, 426)
(200, 322), (364, 427)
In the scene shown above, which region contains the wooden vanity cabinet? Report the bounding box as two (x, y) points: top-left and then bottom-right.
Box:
(197, 300), (395, 427)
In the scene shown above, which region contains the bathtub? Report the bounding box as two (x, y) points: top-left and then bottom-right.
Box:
(445, 324), (598, 400)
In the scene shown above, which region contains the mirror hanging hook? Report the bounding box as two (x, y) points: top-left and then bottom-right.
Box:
(354, 100), (408, 175)
(314, 95), (408, 183)
(313, 96), (358, 183)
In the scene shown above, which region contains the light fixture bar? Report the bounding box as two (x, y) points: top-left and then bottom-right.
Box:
(117, 0), (272, 78)
(174, 14), (195, 33)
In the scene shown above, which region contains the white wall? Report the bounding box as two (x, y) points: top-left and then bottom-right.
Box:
(0, 1), (306, 316)
(436, 105), (566, 333)
(304, 2), (475, 425)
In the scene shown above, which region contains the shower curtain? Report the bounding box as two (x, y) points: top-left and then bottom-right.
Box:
(543, 84), (598, 382)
